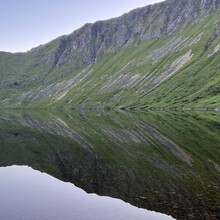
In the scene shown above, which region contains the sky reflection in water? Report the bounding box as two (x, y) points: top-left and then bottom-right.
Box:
(0, 165), (174, 220)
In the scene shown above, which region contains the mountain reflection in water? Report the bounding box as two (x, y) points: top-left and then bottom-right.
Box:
(0, 110), (219, 219)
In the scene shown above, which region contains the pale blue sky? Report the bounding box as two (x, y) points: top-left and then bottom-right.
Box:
(0, 0), (163, 52)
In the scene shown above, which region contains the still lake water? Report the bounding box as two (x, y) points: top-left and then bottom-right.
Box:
(0, 166), (173, 220)
(0, 110), (219, 219)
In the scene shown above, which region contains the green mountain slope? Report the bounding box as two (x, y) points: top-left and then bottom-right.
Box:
(0, 0), (220, 109)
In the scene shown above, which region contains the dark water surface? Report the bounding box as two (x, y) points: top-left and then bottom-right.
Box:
(0, 110), (220, 219)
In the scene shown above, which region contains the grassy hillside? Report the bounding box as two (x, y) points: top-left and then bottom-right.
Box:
(0, 0), (220, 109)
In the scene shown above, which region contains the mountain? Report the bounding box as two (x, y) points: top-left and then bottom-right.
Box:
(0, 0), (220, 109)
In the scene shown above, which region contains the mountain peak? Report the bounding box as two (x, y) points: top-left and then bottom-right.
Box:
(41, 0), (220, 69)
(0, 0), (220, 109)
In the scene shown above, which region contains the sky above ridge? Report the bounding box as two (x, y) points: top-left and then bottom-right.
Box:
(0, 0), (164, 52)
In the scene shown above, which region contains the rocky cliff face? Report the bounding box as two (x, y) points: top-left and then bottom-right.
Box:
(43, 0), (220, 69)
(0, 0), (220, 108)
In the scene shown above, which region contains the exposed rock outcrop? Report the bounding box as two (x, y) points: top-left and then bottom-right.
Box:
(42, 0), (220, 69)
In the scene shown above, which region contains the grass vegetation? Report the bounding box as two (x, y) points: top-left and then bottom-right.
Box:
(0, 5), (220, 109)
